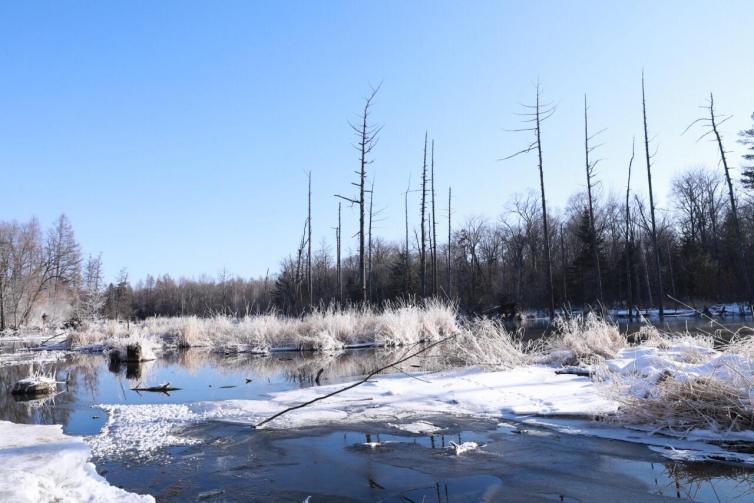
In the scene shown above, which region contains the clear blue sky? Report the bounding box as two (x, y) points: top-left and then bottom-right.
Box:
(1, 1), (752, 283)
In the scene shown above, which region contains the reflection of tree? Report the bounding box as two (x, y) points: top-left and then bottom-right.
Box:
(0, 360), (75, 425)
(660, 461), (754, 501)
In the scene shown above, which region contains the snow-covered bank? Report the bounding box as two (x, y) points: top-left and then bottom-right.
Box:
(88, 319), (754, 467)
(0, 421), (153, 503)
(89, 365), (611, 460)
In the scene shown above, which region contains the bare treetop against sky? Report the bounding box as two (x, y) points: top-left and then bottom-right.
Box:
(1, 1), (752, 281)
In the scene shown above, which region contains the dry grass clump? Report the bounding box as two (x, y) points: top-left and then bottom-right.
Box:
(67, 320), (159, 361)
(542, 314), (626, 366)
(612, 375), (754, 433)
(450, 317), (531, 369)
(67, 300), (460, 353)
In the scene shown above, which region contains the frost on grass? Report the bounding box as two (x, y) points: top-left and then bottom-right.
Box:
(0, 420), (153, 503)
(68, 299), (458, 354)
(596, 330), (754, 439)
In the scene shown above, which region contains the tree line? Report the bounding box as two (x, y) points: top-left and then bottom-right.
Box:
(5, 79), (754, 327)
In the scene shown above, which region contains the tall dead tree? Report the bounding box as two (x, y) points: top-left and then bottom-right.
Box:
(404, 176), (412, 296)
(641, 72), (664, 318)
(503, 80), (556, 319)
(336, 202), (342, 303)
(447, 186), (452, 298)
(335, 85), (381, 304)
(624, 139), (636, 321)
(431, 140), (438, 296)
(307, 171), (313, 308)
(685, 93), (753, 305)
(583, 95), (604, 307)
(420, 132), (428, 298)
(559, 223), (567, 304)
(368, 178), (375, 302)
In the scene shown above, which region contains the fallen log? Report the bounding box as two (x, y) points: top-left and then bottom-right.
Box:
(11, 377), (57, 396)
(130, 382), (181, 392)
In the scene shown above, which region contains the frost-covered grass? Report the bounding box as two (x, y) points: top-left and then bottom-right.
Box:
(68, 299), (459, 354)
(596, 325), (754, 436)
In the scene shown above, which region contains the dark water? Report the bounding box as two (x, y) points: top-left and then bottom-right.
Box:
(1, 340), (754, 501)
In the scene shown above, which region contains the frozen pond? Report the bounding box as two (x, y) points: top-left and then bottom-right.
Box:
(2, 338), (754, 501)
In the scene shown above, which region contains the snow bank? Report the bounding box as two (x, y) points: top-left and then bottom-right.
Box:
(90, 366), (614, 460)
(90, 332), (754, 466)
(0, 421), (153, 503)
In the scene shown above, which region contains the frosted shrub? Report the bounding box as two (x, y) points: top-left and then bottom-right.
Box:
(543, 314), (625, 366)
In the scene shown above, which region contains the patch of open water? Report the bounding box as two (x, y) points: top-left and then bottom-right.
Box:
(1, 340), (754, 501)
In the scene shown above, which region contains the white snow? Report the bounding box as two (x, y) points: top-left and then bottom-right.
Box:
(388, 420), (442, 434)
(90, 366), (615, 460)
(0, 420), (153, 503)
(89, 340), (754, 465)
(449, 441), (479, 455)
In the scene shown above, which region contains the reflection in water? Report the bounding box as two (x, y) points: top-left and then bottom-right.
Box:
(1, 344), (754, 501)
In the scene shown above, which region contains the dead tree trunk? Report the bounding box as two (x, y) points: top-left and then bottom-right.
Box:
(708, 93), (753, 305)
(431, 140), (438, 296)
(535, 87), (556, 319)
(404, 177), (411, 297)
(337, 202), (342, 303)
(447, 186), (452, 298)
(502, 80), (556, 319)
(307, 171), (313, 308)
(624, 139), (636, 321)
(368, 178), (375, 302)
(642, 72), (664, 318)
(335, 86), (381, 305)
(583, 95), (604, 307)
(420, 132), (428, 298)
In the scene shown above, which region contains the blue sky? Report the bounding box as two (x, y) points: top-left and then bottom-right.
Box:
(1, 1), (752, 283)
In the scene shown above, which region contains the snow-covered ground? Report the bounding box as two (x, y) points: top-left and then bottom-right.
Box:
(0, 421), (153, 503)
(88, 336), (754, 466)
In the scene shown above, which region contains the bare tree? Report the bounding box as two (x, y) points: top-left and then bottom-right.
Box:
(431, 139), (438, 296)
(503, 80), (556, 319)
(641, 72), (664, 318)
(336, 203), (342, 302)
(80, 253), (105, 320)
(368, 178), (375, 301)
(335, 85), (381, 304)
(307, 171), (313, 308)
(685, 93), (753, 306)
(624, 139), (636, 320)
(447, 186), (452, 298)
(420, 132), (428, 298)
(583, 94), (604, 307)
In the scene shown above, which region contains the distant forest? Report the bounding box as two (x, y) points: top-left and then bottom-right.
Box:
(3, 84), (754, 327)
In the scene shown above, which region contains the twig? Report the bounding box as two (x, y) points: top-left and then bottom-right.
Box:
(253, 334), (457, 429)
(666, 294), (738, 336)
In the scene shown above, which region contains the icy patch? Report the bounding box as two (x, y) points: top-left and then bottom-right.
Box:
(449, 441), (480, 455)
(0, 349), (67, 367)
(89, 404), (204, 461)
(0, 420), (153, 502)
(388, 420), (442, 434)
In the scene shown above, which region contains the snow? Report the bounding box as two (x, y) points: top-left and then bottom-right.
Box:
(0, 420), (153, 503)
(90, 366), (615, 460)
(89, 340), (754, 466)
(388, 420), (442, 434)
(0, 349), (67, 367)
(448, 441), (479, 455)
